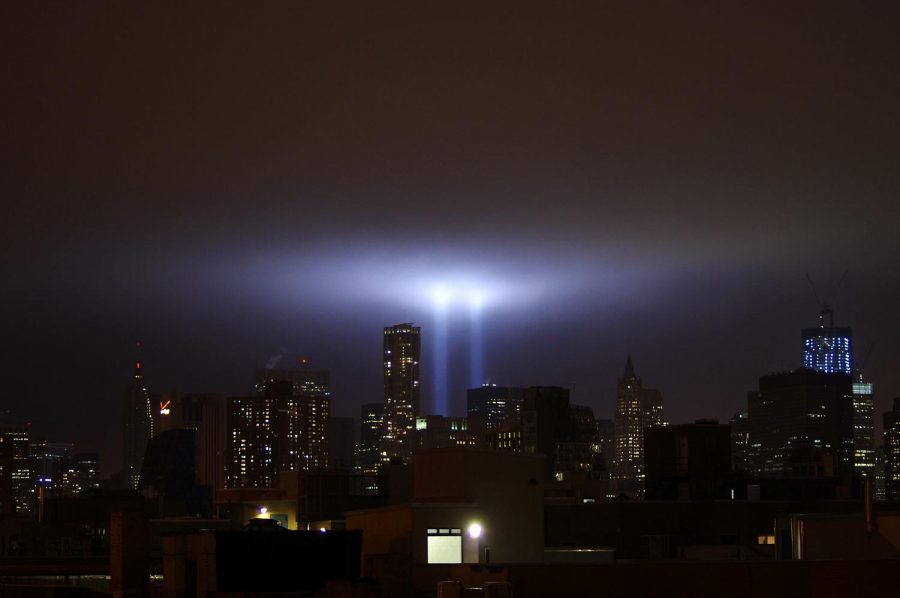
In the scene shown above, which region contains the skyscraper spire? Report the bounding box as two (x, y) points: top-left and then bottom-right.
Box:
(123, 357), (153, 491)
(623, 353), (637, 380)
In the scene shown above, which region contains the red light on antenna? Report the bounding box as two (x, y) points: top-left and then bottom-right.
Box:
(136, 361), (141, 369)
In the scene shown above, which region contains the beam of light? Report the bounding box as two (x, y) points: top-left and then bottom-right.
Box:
(469, 290), (484, 388)
(431, 285), (449, 415)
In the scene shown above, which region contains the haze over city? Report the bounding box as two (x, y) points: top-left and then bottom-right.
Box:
(4, 1), (898, 478)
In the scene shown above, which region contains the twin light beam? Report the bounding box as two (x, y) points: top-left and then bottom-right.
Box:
(430, 284), (486, 416)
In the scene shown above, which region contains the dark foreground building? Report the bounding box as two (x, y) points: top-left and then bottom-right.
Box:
(644, 420), (732, 500)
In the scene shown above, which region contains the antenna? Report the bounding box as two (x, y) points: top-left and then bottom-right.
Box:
(859, 341), (876, 374)
(805, 273), (823, 309)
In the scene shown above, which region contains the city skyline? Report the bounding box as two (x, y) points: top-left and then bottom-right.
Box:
(3, 2), (898, 478)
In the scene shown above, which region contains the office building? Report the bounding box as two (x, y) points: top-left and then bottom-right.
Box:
(415, 415), (483, 451)
(884, 399), (900, 501)
(747, 369), (853, 479)
(730, 412), (751, 474)
(262, 378), (330, 473)
(595, 418), (614, 474)
(466, 385), (525, 430)
(644, 420), (732, 500)
(381, 324), (421, 463)
(225, 396), (277, 488)
(521, 386), (573, 481)
(612, 356), (665, 498)
(29, 440), (73, 497)
(256, 367), (331, 398)
(180, 394), (227, 491)
(851, 372), (876, 475)
(123, 361), (154, 491)
(555, 404), (603, 481)
(329, 417), (356, 471)
(0, 425), (32, 515)
(642, 388), (666, 428)
(58, 453), (100, 496)
(802, 309), (852, 374)
(356, 404), (383, 474)
(875, 445), (887, 501)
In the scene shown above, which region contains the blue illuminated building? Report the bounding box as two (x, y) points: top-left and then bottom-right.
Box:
(801, 309), (852, 374)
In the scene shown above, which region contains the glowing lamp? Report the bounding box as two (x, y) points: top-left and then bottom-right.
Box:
(467, 523), (482, 539)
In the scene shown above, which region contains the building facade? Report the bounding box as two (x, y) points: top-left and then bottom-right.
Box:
(381, 324), (421, 464)
(612, 356), (665, 498)
(415, 415), (483, 451)
(356, 403), (383, 474)
(466, 385), (525, 430)
(181, 394), (227, 491)
(747, 369), (853, 479)
(225, 396), (277, 488)
(883, 399), (900, 501)
(123, 361), (154, 491)
(851, 373), (876, 475)
(644, 420), (732, 500)
(801, 309), (852, 375)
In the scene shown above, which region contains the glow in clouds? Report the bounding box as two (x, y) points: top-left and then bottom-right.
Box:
(428, 281), (489, 415)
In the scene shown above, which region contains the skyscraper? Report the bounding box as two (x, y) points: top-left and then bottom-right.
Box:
(225, 395), (277, 488)
(467, 385), (525, 430)
(255, 367), (331, 398)
(263, 378), (330, 473)
(122, 361), (154, 491)
(802, 309), (853, 374)
(180, 393), (227, 491)
(612, 356), (665, 498)
(29, 440), (73, 497)
(747, 369), (853, 479)
(883, 399), (900, 501)
(381, 324), (421, 463)
(59, 453), (100, 497)
(356, 403), (384, 474)
(328, 416), (356, 470)
(0, 425), (33, 516)
(521, 386), (573, 481)
(851, 372), (876, 475)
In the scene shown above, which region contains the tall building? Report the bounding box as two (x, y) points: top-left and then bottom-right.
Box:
(851, 372), (876, 475)
(381, 324), (421, 463)
(729, 412), (751, 474)
(521, 386), (573, 481)
(356, 404), (383, 474)
(595, 418), (614, 474)
(328, 417), (355, 470)
(225, 396), (277, 488)
(29, 440), (73, 497)
(415, 415), (484, 451)
(180, 394), (227, 491)
(642, 388), (666, 428)
(466, 385), (525, 430)
(264, 378), (330, 473)
(875, 445), (887, 501)
(256, 367), (331, 398)
(58, 453), (100, 497)
(612, 356), (665, 498)
(123, 361), (154, 491)
(802, 309), (852, 374)
(883, 399), (900, 501)
(556, 404), (603, 482)
(747, 369), (853, 479)
(0, 425), (32, 516)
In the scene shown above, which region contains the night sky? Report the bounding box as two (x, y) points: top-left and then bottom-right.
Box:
(3, 2), (899, 476)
